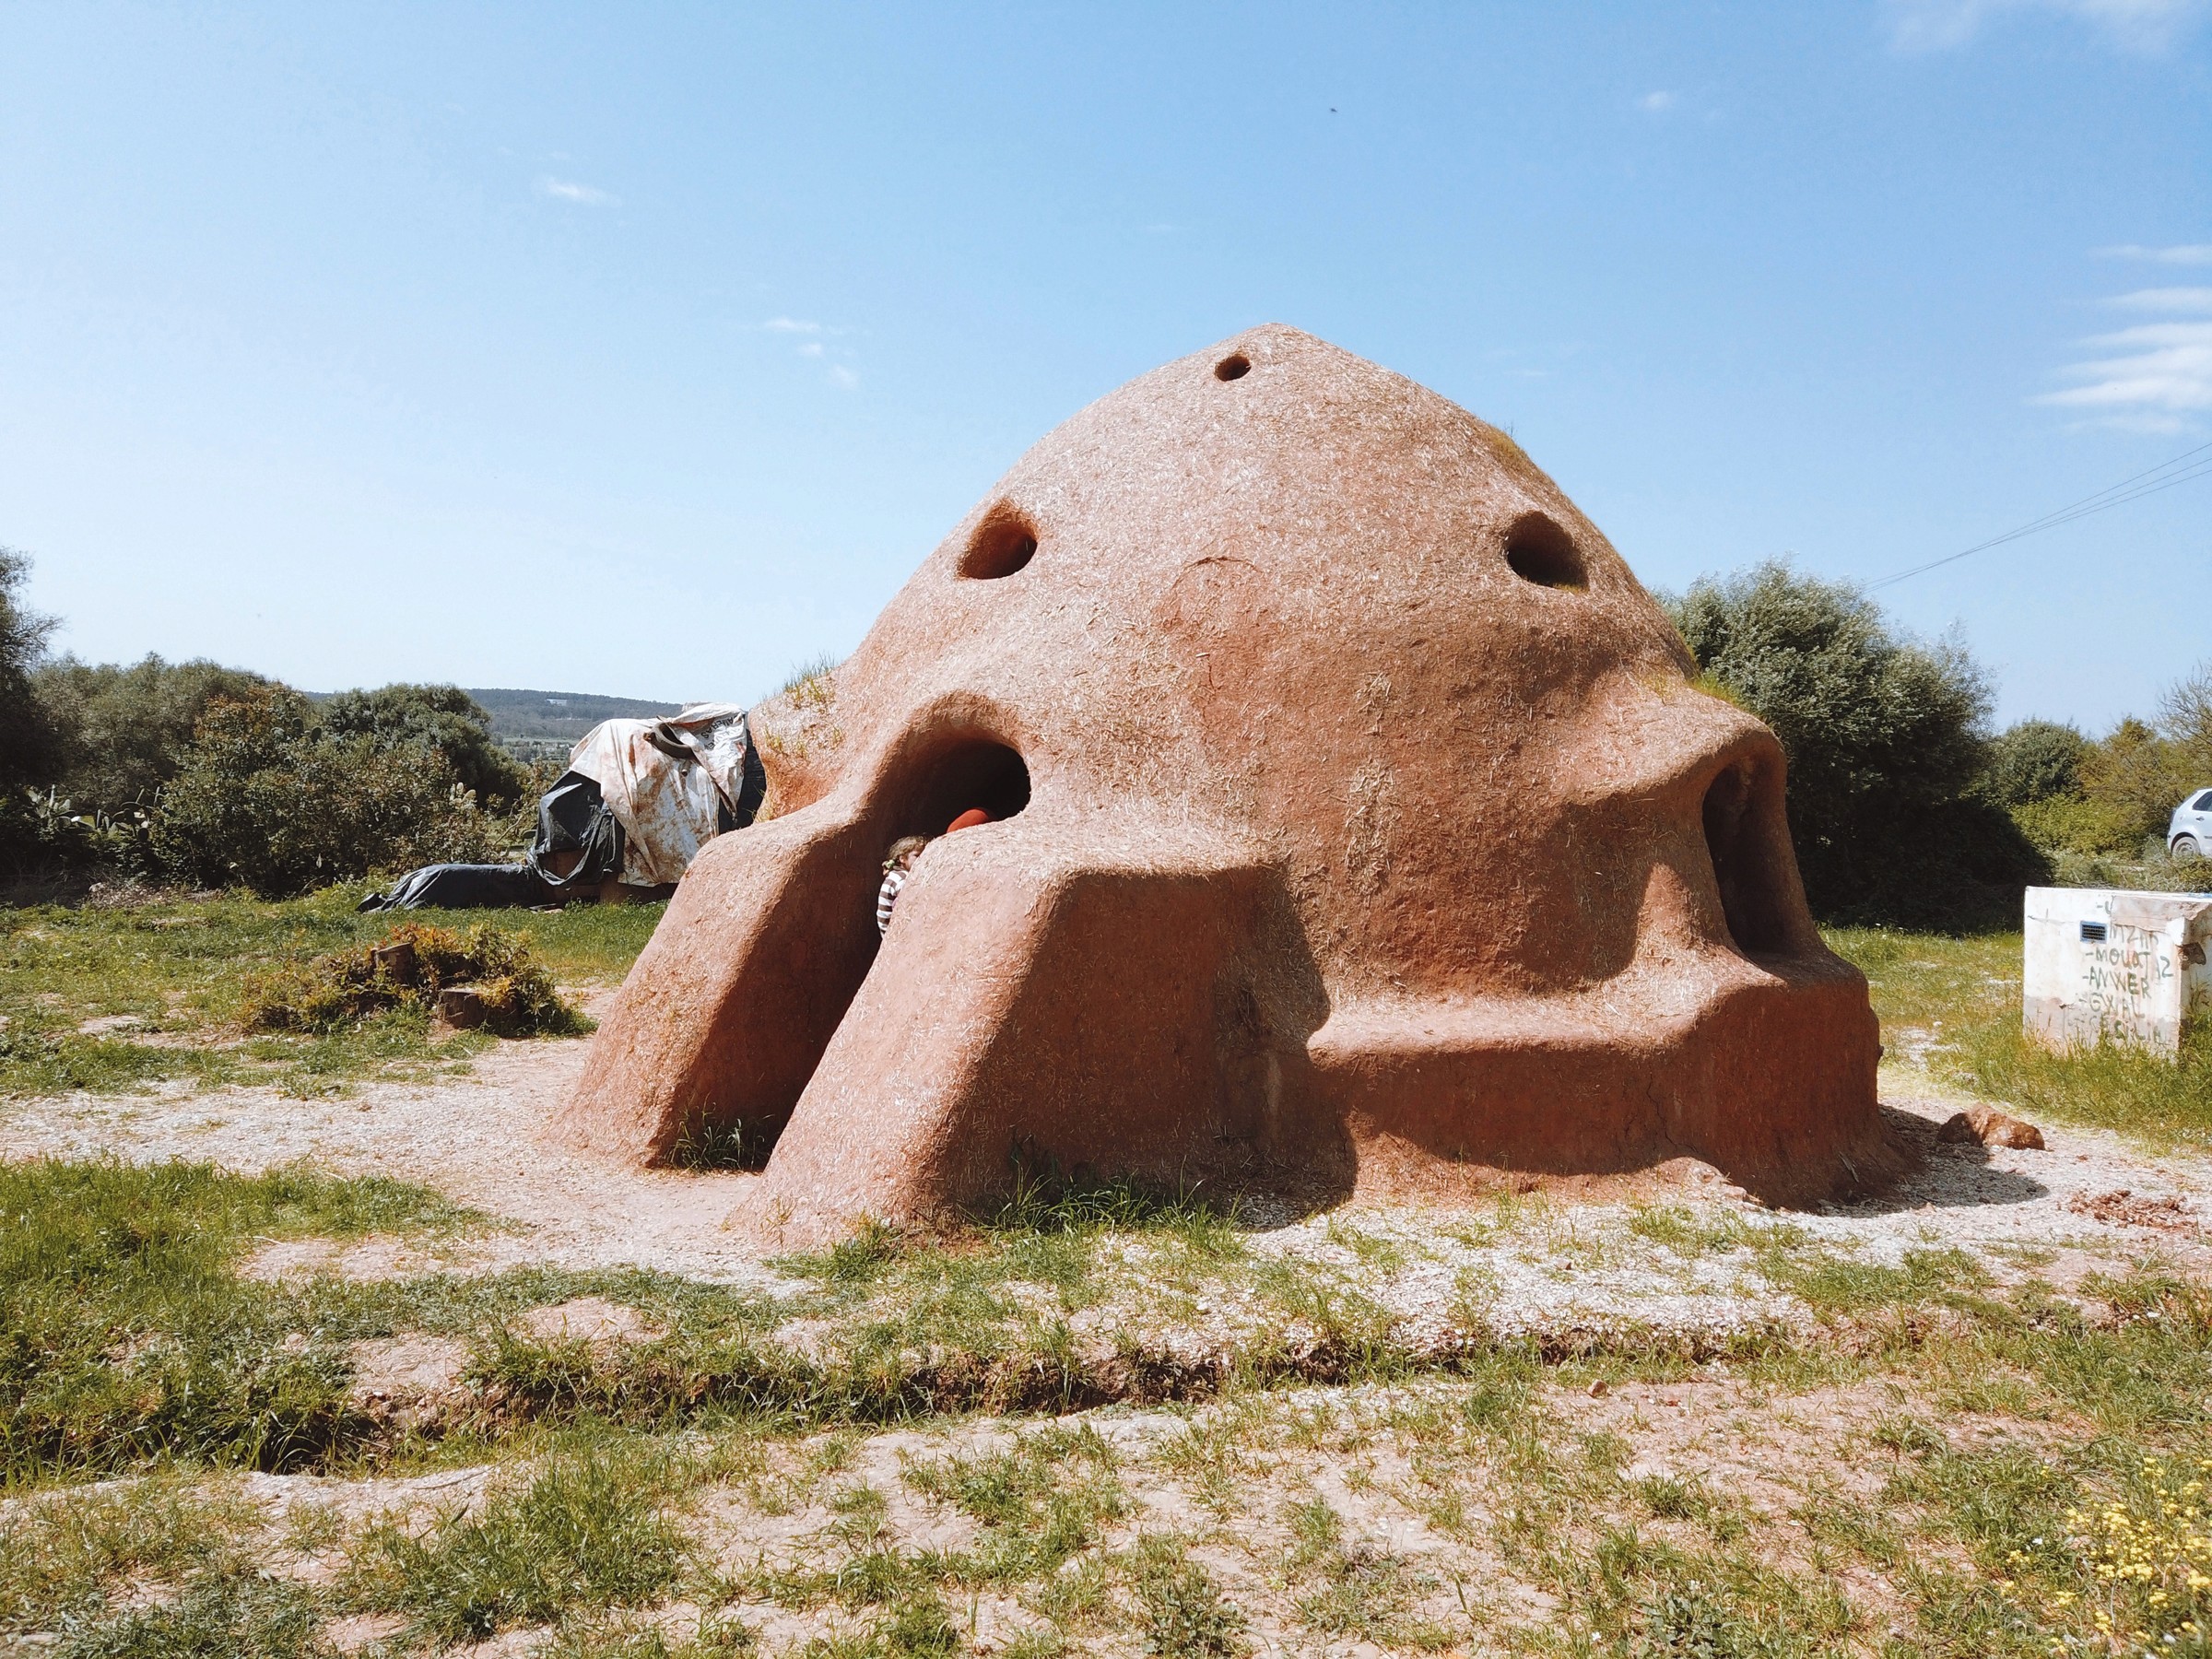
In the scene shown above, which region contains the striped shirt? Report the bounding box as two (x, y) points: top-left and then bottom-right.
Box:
(876, 867), (908, 935)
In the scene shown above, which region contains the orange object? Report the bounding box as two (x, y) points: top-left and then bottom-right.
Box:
(945, 808), (993, 833)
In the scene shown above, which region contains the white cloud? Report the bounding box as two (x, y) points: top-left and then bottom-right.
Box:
(798, 341), (824, 357)
(1887, 0), (2201, 52)
(763, 317), (823, 334)
(536, 177), (617, 206)
(1637, 89), (1677, 112)
(2096, 243), (2212, 265)
(827, 365), (859, 389)
(2040, 318), (2212, 418)
(2110, 287), (2212, 312)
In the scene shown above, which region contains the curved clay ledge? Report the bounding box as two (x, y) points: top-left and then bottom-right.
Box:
(547, 325), (1899, 1242)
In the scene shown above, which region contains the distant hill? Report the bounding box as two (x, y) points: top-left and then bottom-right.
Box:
(465, 688), (684, 748)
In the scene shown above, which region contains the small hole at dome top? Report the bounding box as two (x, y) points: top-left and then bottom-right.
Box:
(1214, 353), (1252, 382)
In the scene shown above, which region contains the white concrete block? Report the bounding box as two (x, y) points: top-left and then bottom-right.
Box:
(2022, 886), (2212, 1055)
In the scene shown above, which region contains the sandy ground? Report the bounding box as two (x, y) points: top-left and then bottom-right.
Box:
(1, 1033), (2206, 1332)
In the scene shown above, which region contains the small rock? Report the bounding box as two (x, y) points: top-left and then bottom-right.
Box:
(1936, 1105), (2044, 1150)
(1586, 1379), (1609, 1397)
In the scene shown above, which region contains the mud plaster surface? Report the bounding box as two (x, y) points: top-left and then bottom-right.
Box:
(0, 1036), (2206, 1342)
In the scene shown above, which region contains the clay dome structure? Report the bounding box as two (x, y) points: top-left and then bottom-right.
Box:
(552, 325), (1891, 1239)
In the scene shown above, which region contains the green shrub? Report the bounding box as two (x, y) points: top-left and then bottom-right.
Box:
(1666, 560), (2044, 928)
(2008, 794), (2138, 857)
(30, 653), (275, 823)
(0, 548), (68, 874)
(1977, 719), (2088, 808)
(150, 688), (522, 896)
(241, 921), (581, 1037)
(319, 682), (531, 810)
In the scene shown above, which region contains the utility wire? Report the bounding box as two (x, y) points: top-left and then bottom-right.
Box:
(1867, 437), (2212, 592)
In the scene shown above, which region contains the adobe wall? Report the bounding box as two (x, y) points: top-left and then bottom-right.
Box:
(548, 325), (1893, 1238)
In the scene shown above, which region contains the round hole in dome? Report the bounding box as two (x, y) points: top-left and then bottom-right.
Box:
(959, 510), (1039, 580)
(1502, 512), (1586, 590)
(1214, 353), (1252, 382)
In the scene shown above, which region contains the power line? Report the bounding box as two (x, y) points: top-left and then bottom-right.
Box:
(1867, 437), (2212, 592)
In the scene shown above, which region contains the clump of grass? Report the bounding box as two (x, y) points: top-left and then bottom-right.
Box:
(546, 1614), (759, 1657)
(668, 1115), (775, 1172)
(345, 1441), (692, 1643)
(0, 1479), (262, 1628)
(901, 1423), (1126, 1582)
(1628, 1205), (1755, 1259)
(983, 1165), (1243, 1255)
(53, 1571), (324, 1659)
(242, 920), (582, 1037)
(1125, 1535), (1245, 1657)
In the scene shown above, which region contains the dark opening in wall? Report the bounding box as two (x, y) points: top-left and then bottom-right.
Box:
(1214, 353), (1252, 382)
(1502, 512), (1586, 590)
(959, 508), (1039, 580)
(1700, 759), (1803, 959)
(899, 736), (1031, 838)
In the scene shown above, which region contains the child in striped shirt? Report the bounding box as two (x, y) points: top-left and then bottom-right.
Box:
(876, 836), (930, 935)
(877, 808), (994, 935)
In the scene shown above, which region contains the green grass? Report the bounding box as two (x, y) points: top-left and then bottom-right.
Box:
(1827, 924), (2212, 1147)
(344, 1437), (695, 1644)
(0, 1159), (474, 1485)
(0, 887), (661, 1098)
(6, 1158), (2212, 1653)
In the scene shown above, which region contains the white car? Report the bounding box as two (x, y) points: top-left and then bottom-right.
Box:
(2173, 789), (2212, 860)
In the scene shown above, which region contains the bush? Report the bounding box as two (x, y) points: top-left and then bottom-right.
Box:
(319, 683), (531, 810)
(1976, 719), (2088, 808)
(30, 654), (275, 820)
(150, 689), (523, 896)
(2008, 794), (2138, 858)
(1666, 560), (2044, 928)
(2077, 716), (2190, 851)
(241, 920), (581, 1037)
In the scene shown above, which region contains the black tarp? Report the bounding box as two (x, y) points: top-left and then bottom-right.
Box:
(359, 863), (556, 912)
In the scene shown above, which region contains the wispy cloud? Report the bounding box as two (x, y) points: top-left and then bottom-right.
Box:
(2111, 287), (2212, 313)
(827, 365), (859, 389)
(1887, 0), (2202, 52)
(762, 316), (823, 335)
(2040, 289), (2212, 428)
(1637, 89), (1677, 112)
(536, 177), (618, 206)
(2096, 242), (2212, 265)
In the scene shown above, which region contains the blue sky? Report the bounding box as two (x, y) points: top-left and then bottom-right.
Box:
(2, 2), (2206, 728)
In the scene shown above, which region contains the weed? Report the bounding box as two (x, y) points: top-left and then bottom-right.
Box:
(902, 1424), (1126, 1582)
(1125, 1535), (1245, 1658)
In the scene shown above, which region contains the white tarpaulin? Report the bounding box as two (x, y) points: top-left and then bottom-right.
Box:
(564, 703), (751, 886)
